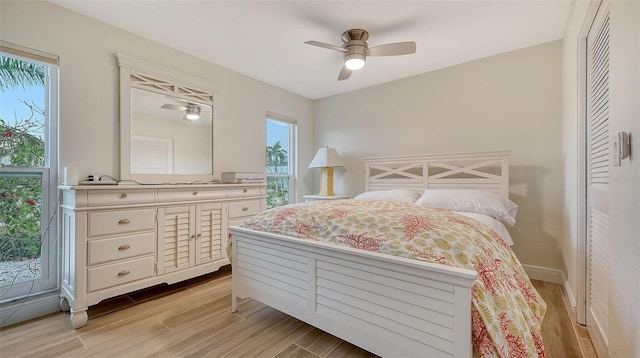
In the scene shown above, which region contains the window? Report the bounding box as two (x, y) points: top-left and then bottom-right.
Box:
(266, 113), (296, 209)
(0, 43), (59, 313)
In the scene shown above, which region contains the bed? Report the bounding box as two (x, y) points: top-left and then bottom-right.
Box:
(229, 151), (546, 357)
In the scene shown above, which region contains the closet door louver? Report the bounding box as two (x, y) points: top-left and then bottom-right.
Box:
(586, 5), (610, 354)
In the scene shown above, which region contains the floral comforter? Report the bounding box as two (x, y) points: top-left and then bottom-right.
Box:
(239, 199), (546, 357)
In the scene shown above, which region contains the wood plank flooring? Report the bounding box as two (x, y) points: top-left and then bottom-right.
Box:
(0, 266), (593, 357)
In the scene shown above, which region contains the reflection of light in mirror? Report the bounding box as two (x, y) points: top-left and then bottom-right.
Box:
(184, 103), (200, 120)
(130, 88), (212, 175)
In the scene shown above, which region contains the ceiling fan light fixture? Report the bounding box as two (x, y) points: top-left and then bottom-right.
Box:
(305, 28), (416, 81)
(184, 104), (201, 121)
(345, 54), (366, 70)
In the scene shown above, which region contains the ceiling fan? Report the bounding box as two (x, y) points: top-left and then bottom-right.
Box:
(305, 29), (417, 81)
(161, 99), (210, 121)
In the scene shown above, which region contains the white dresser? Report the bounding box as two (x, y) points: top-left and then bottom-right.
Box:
(59, 183), (265, 328)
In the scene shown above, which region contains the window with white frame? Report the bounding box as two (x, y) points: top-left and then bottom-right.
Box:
(0, 42), (59, 316)
(266, 113), (296, 209)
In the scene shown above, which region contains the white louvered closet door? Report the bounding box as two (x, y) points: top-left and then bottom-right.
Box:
(586, 3), (610, 355)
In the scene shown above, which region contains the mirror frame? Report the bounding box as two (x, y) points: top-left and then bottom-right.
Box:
(118, 54), (219, 184)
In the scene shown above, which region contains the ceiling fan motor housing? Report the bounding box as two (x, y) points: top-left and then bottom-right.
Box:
(341, 29), (369, 42)
(342, 30), (369, 70)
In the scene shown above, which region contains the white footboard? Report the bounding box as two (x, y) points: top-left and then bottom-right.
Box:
(230, 227), (477, 358)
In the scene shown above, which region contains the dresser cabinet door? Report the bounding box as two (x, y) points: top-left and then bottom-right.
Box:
(195, 202), (228, 265)
(157, 206), (194, 275)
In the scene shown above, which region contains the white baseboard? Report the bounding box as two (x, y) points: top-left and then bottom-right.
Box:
(0, 292), (61, 327)
(522, 264), (564, 284)
(563, 279), (577, 312)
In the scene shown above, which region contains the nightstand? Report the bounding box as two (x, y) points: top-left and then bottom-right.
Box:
(303, 195), (350, 202)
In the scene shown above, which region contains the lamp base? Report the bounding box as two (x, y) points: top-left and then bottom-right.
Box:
(317, 167), (335, 196)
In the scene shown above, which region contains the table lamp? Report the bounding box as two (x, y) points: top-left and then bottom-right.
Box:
(309, 147), (343, 196)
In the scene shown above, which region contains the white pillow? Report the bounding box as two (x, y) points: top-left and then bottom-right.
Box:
(453, 211), (514, 246)
(415, 189), (518, 226)
(353, 189), (421, 204)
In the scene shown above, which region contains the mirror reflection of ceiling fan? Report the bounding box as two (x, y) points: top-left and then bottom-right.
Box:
(161, 98), (211, 121)
(305, 29), (417, 81)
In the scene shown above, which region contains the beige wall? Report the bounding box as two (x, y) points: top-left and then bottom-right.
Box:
(314, 41), (564, 270)
(0, 1), (315, 200)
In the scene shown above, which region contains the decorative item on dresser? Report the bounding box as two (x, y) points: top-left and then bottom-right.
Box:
(303, 195), (349, 202)
(58, 183), (265, 329)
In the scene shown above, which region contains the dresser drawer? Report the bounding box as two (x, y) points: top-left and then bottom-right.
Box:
(228, 199), (262, 219)
(157, 188), (226, 202)
(87, 232), (155, 265)
(87, 189), (155, 207)
(87, 209), (155, 237)
(228, 186), (263, 198)
(87, 256), (155, 292)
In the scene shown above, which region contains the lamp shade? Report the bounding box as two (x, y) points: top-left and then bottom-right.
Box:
(309, 147), (343, 168)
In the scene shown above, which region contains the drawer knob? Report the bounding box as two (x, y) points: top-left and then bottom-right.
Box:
(120, 193), (128, 199)
(197, 233), (202, 238)
(192, 191), (198, 196)
(117, 270), (130, 277)
(118, 219), (131, 224)
(242, 207), (249, 212)
(243, 189), (248, 193)
(118, 244), (131, 251)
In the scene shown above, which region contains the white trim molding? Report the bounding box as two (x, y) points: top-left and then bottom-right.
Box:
(0, 291), (60, 327)
(522, 264), (564, 284)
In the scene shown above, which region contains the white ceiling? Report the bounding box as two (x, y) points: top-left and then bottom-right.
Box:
(51, 1), (572, 100)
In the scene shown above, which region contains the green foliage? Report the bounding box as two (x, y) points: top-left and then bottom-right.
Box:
(1, 117), (45, 167)
(266, 141), (287, 174)
(266, 177), (289, 209)
(0, 55), (46, 261)
(0, 56), (45, 92)
(266, 142), (290, 209)
(0, 177), (42, 260)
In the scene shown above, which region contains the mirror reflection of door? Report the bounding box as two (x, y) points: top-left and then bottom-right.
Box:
(130, 88), (212, 175)
(131, 134), (174, 174)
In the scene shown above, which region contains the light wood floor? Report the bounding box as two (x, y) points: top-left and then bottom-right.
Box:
(0, 266), (595, 357)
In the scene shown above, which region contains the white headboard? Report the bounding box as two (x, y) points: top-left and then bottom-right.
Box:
(364, 150), (511, 198)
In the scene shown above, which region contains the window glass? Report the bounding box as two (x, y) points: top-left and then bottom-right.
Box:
(266, 117), (295, 209)
(0, 52), (58, 308)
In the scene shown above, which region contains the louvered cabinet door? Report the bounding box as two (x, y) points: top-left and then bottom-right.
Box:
(157, 205), (195, 275)
(195, 202), (228, 265)
(586, 3), (610, 354)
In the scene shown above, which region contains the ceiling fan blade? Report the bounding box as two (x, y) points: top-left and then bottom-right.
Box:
(368, 42), (417, 56)
(338, 65), (352, 81)
(161, 104), (187, 111)
(305, 41), (347, 53)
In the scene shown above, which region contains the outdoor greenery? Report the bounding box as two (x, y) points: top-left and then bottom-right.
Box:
(0, 176), (42, 261)
(0, 55), (45, 261)
(266, 141), (289, 209)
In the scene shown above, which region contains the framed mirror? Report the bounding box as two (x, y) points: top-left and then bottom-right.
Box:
(118, 55), (218, 184)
